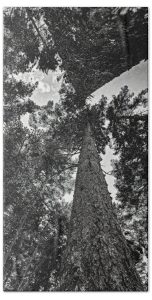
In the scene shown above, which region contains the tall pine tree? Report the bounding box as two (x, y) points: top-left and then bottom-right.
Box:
(59, 123), (143, 291)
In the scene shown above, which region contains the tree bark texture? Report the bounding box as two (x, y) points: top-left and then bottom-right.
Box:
(59, 123), (143, 291)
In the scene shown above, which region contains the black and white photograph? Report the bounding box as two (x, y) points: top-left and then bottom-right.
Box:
(3, 6), (148, 292)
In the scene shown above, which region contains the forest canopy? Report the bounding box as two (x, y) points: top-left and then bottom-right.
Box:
(3, 7), (148, 291)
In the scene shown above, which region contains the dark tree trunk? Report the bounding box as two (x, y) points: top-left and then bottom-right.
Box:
(59, 123), (143, 291)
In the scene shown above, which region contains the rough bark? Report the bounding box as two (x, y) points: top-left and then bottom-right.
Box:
(59, 123), (143, 291)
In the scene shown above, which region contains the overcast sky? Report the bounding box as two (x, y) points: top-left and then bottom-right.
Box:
(21, 60), (148, 202)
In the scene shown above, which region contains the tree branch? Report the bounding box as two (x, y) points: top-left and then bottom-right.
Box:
(102, 169), (113, 176)
(117, 114), (148, 121)
(26, 8), (48, 50)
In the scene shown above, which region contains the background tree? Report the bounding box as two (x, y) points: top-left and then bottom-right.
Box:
(4, 20), (74, 290)
(3, 117), (75, 290)
(107, 86), (148, 288)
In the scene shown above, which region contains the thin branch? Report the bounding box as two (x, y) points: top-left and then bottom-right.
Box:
(55, 164), (78, 177)
(102, 169), (113, 176)
(26, 9), (48, 50)
(117, 114), (148, 121)
(71, 151), (80, 156)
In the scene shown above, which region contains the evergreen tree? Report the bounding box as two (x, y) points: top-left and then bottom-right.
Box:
(106, 86), (148, 288)
(107, 86), (148, 207)
(59, 123), (143, 291)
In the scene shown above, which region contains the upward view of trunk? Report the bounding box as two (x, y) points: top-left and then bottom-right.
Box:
(59, 123), (143, 291)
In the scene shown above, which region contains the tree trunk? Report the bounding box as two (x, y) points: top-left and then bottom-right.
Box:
(59, 123), (143, 291)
